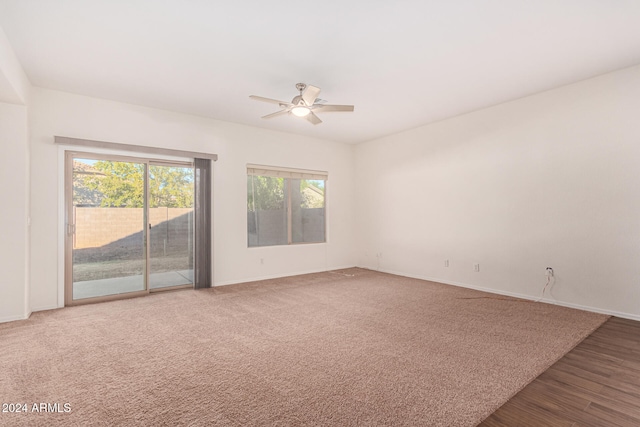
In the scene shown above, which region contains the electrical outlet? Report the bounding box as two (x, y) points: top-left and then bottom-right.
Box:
(545, 267), (553, 277)
(474, 263), (480, 272)
(444, 259), (449, 267)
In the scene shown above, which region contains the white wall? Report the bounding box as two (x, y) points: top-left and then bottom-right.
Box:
(0, 25), (30, 104)
(0, 24), (30, 322)
(30, 88), (356, 311)
(0, 102), (29, 322)
(355, 64), (640, 320)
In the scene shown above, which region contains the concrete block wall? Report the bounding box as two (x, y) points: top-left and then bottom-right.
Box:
(74, 207), (192, 249)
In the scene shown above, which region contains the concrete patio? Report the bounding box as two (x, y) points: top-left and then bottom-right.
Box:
(73, 269), (194, 300)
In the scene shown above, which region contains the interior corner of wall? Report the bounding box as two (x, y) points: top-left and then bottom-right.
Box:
(0, 25), (32, 105)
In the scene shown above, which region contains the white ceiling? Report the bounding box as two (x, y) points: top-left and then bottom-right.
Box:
(1, 1), (640, 144)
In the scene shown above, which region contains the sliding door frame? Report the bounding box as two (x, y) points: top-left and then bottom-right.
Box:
(64, 151), (195, 306)
(147, 159), (196, 293)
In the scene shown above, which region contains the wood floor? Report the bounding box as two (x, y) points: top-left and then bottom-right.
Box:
(480, 317), (640, 427)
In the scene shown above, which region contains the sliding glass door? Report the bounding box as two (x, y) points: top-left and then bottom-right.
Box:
(65, 153), (194, 305)
(148, 164), (194, 290)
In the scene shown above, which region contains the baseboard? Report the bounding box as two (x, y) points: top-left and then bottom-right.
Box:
(214, 265), (357, 287)
(31, 304), (61, 313)
(0, 312), (30, 324)
(364, 266), (640, 322)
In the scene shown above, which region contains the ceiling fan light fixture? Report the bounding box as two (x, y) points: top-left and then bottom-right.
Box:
(250, 83), (353, 125)
(291, 106), (310, 117)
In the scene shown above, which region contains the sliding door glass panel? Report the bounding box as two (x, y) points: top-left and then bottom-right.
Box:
(72, 158), (146, 300)
(148, 164), (195, 290)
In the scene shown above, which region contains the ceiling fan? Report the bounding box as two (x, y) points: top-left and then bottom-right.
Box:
(250, 83), (354, 125)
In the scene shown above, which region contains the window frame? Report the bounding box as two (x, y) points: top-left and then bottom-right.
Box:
(247, 164), (327, 247)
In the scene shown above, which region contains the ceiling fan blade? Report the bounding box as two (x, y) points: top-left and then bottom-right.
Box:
(261, 109), (289, 120)
(305, 111), (322, 125)
(314, 104), (354, 112)
(250, 95), (291, 106)
(301, 85), (321, 107)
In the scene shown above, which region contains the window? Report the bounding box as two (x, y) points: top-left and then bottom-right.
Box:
(247, 165), (327, 247)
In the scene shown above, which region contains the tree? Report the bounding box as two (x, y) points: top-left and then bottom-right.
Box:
(82, 161), (193, 208)
(247, 176), (326, 211)
(148, 166), (194, 208)
(247, 175), (285, 211)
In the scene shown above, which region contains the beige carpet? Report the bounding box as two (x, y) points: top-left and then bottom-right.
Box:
(0, 268), (607, 426)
